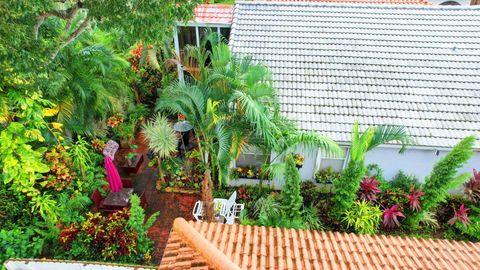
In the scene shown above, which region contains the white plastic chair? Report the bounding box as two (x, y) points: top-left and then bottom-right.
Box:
(192, 191), (244, 224)
(192, 198), (225, 222)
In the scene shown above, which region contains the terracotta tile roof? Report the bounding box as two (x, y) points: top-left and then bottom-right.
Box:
(193, 4), (234, 24)
(160, 218), (480, 270)
(192, 0), (432, 24)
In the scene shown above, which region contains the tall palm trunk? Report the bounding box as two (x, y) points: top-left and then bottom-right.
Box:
(202, 169), (214, 222)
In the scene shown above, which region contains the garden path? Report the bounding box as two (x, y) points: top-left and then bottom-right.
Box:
(128, 134), (200, 265)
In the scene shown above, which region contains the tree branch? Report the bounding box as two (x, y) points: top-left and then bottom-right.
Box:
(50, 16), (91, 60)
(33, 1), (82, 40)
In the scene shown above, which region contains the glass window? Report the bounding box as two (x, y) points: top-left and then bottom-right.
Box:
(199, 27), (216, 43)
(236, 146), (269, 168)
(178, 26), (196, 50)
(318, 147), (347, 172)
(220, 27), (231, 42)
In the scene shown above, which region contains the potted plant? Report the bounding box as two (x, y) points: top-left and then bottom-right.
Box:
(314, 167), (340, 184)
(120, 144), (144, 174)
(292, 153), (304, 169)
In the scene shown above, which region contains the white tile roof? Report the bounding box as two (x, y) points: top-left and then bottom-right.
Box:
(229, 2), (480, 148)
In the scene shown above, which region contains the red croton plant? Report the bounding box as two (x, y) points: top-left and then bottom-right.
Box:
(359, 177), (381, 201)
(448, 204), (471, 228)
(405, 189), (425, 212)
(464, 169), (480, 203)
(59, 210), (138, 260)
(382, 205), (405, 229)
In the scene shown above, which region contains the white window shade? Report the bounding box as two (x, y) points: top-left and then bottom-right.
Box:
(235, 146), (269, 168)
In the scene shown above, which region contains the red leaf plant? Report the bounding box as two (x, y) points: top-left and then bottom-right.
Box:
(448, 204), (471, 228)
(359, 177), (381, 201)
(464, 169), (480, 203)
(382, 205), (405, 229)
(405, 189), (425, 212)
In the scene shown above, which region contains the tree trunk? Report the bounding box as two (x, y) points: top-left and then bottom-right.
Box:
(202, 170), (214, 222)
(157, 156), (165, 183)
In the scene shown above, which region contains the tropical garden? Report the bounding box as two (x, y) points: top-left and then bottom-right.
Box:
(1, 0), (479, 268)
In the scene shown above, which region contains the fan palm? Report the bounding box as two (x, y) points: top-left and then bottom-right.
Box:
(141, 113), (178, 181)
(333, 122), (414, 216)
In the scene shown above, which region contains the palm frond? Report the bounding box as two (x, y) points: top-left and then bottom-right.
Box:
(368, 124), (415, 153)
(283, 132), (344, 158)
(233, 90), (279, 147)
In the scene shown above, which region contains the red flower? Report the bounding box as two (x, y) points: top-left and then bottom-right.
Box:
(448, 204), (471, 228)
(382, 205), (405, 229)
(359, 177), (380, 201)
(178, 114), (186, 121)
(405, 189), (425, 212)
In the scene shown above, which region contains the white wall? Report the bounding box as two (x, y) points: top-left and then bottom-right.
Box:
(4, 259), (155, 270)
(365, 147), (480, 182)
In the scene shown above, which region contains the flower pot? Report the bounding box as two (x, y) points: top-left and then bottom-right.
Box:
(120, 154), (144, 174)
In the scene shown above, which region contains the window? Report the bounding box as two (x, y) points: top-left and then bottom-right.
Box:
(177, 26), (196, 49)
(317, 147), (348, 172)
(235, 146), (269, 168)
(220, 27), (231, 42)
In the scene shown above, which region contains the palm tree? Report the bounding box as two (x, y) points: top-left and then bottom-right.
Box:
(332, 122), (415, 216)
(45, 29), (131, 136)
(159, 32), (343, 220)
(141, 113), (178, 182)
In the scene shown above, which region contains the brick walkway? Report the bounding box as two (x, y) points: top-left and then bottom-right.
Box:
(138, 168), (200, 264)
(126, 134), (200, 265)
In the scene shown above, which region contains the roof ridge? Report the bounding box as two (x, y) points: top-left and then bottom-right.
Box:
(172, 218), (241, 270)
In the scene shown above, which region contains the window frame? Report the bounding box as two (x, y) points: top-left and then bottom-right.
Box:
(315, 146), (349, 173)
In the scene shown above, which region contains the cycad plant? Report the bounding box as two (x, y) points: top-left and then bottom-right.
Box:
(141, 113), (178, 181)
(333, 122), (414, 216)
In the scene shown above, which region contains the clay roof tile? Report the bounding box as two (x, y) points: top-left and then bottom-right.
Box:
(160, 218), (480, 270)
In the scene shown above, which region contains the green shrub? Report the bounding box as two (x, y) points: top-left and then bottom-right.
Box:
(128, 195), (159, 256)
(410, 136), (475, 227)
(332, 160), (365, 216)
(0, 228), (43, 266)
(342, 200), (382, 234)
(302, 206), (324, 230)
(457, 215), (480, 241)
(390, 170), (421, 192)
(253, 195), (280, 219)
(257, 214), (305, 230)
(281, 155), (303, 219)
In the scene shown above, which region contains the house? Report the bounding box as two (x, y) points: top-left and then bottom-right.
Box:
(175, 2), (480, 185)
(228, 2), (480, 184)
(159, 217), (480, 269)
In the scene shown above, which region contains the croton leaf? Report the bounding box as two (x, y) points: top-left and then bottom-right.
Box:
(382, 205), (405, 229)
